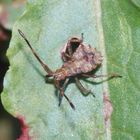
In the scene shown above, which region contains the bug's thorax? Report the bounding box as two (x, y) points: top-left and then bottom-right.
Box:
(54, 44), (103, 81)
(53, 69), (66, 81)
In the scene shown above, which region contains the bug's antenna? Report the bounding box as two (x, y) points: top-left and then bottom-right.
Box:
(18, 29), (53, 75)
(81, 33), (84, 42)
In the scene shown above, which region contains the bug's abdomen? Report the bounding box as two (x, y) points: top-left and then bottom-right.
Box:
(63, 59), (97, 76)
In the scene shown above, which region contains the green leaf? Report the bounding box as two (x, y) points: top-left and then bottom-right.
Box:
(0, 1), (25, 28)
(102, 0), (140, 139)
(2, 0), (107, 139)
(131, 0), (140, 8)
(3, 0), (139, 139)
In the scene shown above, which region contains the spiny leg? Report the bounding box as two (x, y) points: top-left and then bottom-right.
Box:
(58, 78), (69, 106)
(75, 77), (95, 97)
(18, 29), (53, 75)
(75, 73), (121, 97)
(54, 79), (75, 110)
(82, 73), (122, 79)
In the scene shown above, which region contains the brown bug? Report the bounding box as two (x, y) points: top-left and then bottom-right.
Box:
(18, 29), (121, 110)
(60, 34), (95, 98)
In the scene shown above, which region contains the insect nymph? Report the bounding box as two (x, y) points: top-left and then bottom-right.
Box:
(18, 30), (121, 110)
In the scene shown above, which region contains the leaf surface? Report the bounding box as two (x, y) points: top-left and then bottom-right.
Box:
(2, 0), (106, 139)
(102, 0), (140, 139)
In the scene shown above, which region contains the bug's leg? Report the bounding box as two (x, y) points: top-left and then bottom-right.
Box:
(45, 74), (52, 78)
(75, 77), (91, 94)
(54, 79), (75, 110)
(75, 77), (95, 97)
(82, 73), (122, 79)
(18, 29), (53, 75)
(59, 79), (70, 106)
(62, 52), (72, 61)
(61, 40), (72, 62)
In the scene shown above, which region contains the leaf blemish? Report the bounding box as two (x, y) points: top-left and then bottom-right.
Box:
(17, 115), (31, 140)
(103, 92), (113, 127)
